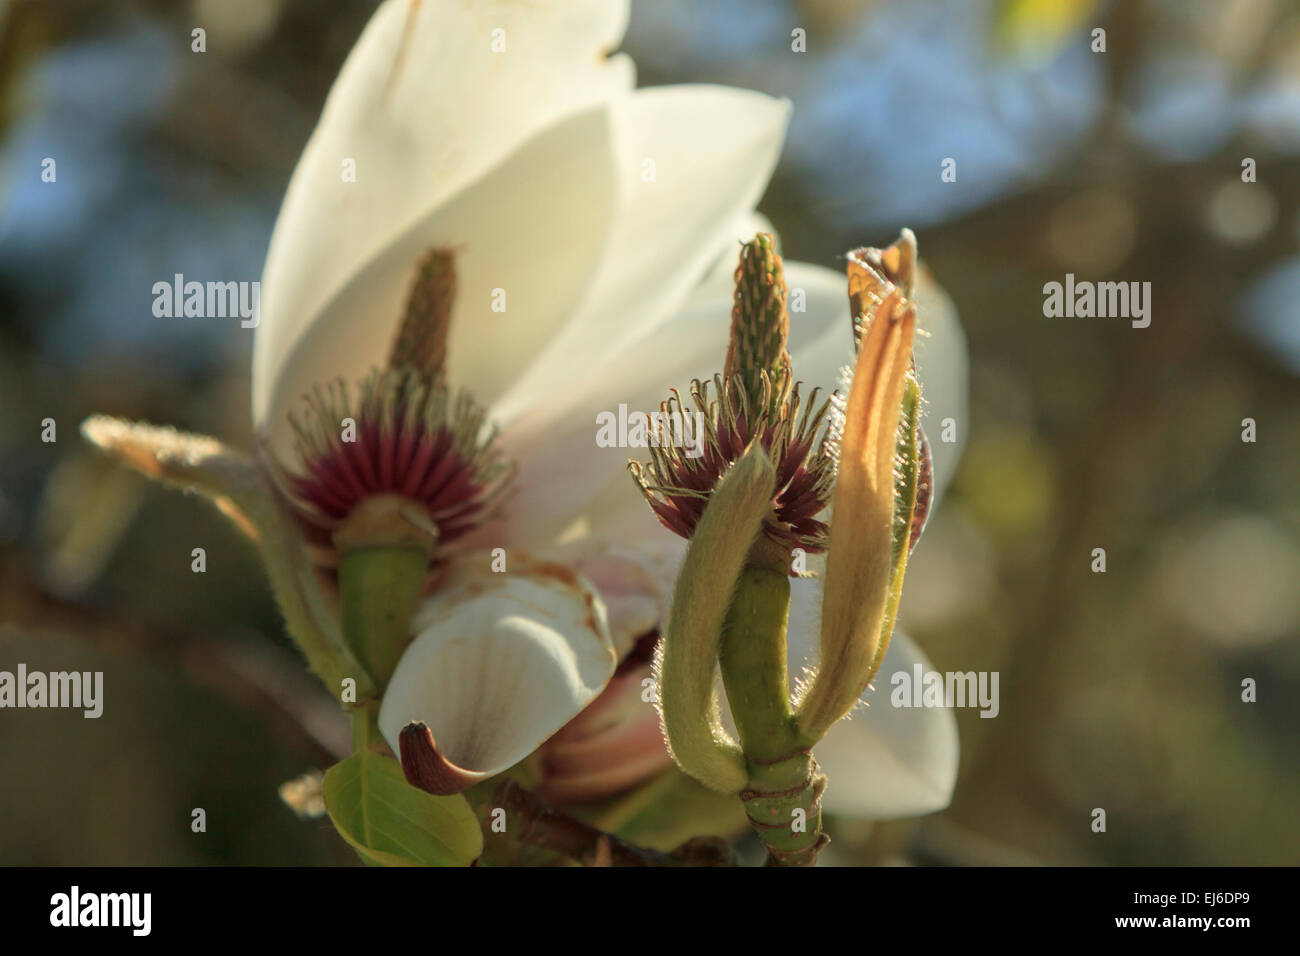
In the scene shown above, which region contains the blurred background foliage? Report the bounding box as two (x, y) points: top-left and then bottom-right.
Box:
(1, 0), (1297, 865)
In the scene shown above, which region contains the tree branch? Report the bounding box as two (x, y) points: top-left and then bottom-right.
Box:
(490, 779), (734, 867)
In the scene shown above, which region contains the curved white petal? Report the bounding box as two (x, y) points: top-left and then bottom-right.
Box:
(254, 0), (633, 426)
(489, 85), (791, 428)
(785, 562), (958, 819)
(378, 554), (617, 782)
(784, 260), (857, 387)
(258, 105), (618, 457)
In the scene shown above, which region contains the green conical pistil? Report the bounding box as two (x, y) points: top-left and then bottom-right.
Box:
(725, 233), (792, 416)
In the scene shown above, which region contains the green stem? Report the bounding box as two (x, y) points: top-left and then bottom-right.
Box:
(720, 567), (828, 867)
(351, 701), (379, 753)
(337, 545), (429, 693)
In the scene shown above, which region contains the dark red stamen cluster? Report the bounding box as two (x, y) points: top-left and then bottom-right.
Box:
(629, 373), (835, 564)
(270, 369), (512, 562)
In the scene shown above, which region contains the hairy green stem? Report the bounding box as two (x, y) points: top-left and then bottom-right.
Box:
(337, 546), (428, 693)
(720, 567), (828, 866)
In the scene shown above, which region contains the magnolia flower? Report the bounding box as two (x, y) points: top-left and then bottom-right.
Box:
(89, 0), (967, 827)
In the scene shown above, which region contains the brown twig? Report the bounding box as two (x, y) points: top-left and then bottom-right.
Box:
(0, 554), (351, 763)
(490, 779), (734, 867)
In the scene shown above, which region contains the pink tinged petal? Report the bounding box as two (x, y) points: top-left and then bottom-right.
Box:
(536, 664), (674, 805)
(257, 103), (620, 456)
(253, 0), (633, 423)
(378, 556), (617, 788)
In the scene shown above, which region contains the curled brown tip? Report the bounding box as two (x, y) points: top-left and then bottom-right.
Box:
(398, 721), (481, 796)
(846, 229), (919, 344)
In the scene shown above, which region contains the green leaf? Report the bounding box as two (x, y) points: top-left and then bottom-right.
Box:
(580, 767), (747, 852)
(322, 749), (483, 867)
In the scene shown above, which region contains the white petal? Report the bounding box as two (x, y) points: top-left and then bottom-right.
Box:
(785, 564), (958, 819)
(254, 0), (633, 426)
(689, 208), (778, 292)
(536, 663), (674, 804)
(813, 633), (959, 819)
(912, 267), (967, 501)
(257, 105), (618, 457)
(378, 555), (617, 782)
(784, 260), (857, 386)
(484, 257), (731, 547)
(489, 85), (791, 427)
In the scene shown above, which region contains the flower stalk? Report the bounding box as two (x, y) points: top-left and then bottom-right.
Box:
(720, 567), (828, 866)
(333, 494), (438, 691)
(647, 235), (839, 863)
